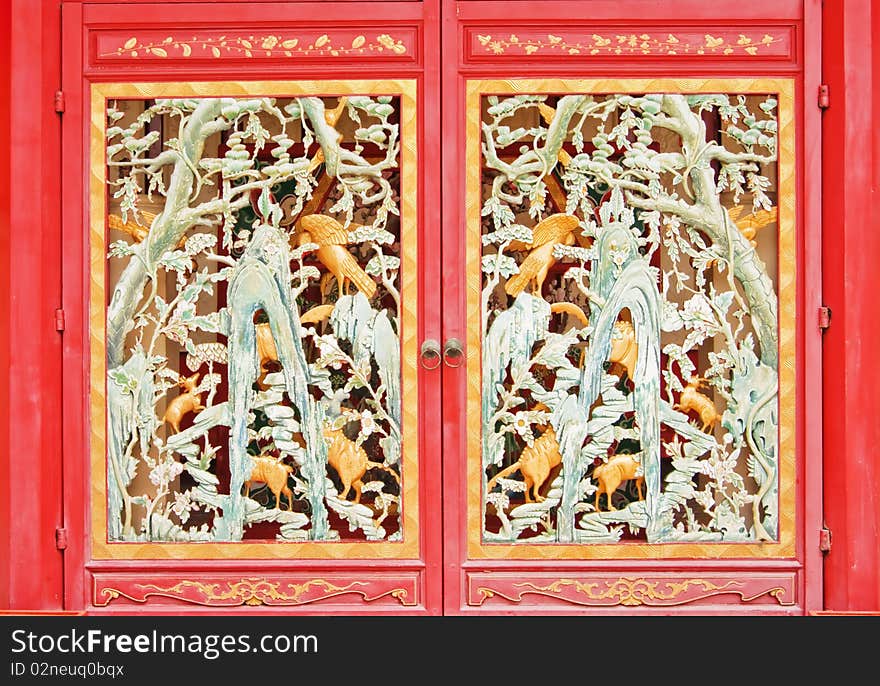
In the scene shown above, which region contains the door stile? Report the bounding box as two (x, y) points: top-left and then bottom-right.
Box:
(440, 0), (466, 614)
(421, 0), (445, 616)
(801, 0), (824, 615)
(61, 0), (88, 611)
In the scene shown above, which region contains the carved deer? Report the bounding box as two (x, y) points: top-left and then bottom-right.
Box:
(592, 453), (645, 512)
(324, 426), (399, 504)
(161, 372), (204, 434)
(243, 456), (295, 511)
(485, 404), (562, 504)
(674, 376), (721, 433)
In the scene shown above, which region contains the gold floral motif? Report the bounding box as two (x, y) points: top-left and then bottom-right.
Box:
(476, 32), (781, 57)
(474, 577), (795, 607)
(101, 33), (407, 59)
(95, 577), (415, 607)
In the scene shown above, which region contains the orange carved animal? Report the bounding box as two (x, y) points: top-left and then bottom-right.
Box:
(486, 425), (562, 504)
(608, 320), (638, 381)
(593, 453), (645, 512)
(674, 376), (721, 433)
(504, 214), (580, 298)
(161, 372), (204, 434)
(555, 306), (639, 381)
(254, 305), (336, 389)
(254, 322), (278, 389)
(727, 205), (778, 248)
(299, 214), (377, 300)
(324, 427), (400, 503)
(244, 456), (295, 511)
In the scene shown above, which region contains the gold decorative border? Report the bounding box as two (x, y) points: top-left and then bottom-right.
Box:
(474, 31), (786, 57)
(471, 577), (795, 607)
(99, 32), (408, 60)
(466, 78), (796, 560)
(90, 80), (419, 559)
(94, 577), (416, 607)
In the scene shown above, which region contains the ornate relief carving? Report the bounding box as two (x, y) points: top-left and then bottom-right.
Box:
(90, 80), (420, 560)
(94, 576), (416, 607)
(465, 79), (796, 560)
(470, 576), (795, 608)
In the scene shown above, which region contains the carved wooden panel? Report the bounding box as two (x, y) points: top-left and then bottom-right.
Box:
(92, 28), (417, 66)
(90, 80), (420, 559)
(465, 27), (795, 61)
(466, 78), (795, 559)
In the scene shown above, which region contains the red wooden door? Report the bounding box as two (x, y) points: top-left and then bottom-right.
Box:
(440, 0), (824, 614)
(60, 0), (443, 614)
(57, 0), (822, 616)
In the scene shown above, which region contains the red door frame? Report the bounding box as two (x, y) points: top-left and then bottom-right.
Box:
(58, 0), (443, 615)
(0, 0), (64, 611)
(441, 0), (824, 615)
(820, 0), (880, 612)
(3, 0), (880, 615)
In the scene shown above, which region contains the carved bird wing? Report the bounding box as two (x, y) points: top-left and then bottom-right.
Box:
(726, 205), (746, 223)
(504, 243), (553, 297)
(300, 214), (353, 246)
(736, 206), (778, 230)
(508, 213), (579, 253)
(529, 213), (580, 248)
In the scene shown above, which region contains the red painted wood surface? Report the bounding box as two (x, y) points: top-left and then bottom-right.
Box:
(0, 0), (64, 611)
(1, 0), (878, 615)
(821, 0), (880, 612)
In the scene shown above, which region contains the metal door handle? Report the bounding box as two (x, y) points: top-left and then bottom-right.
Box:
(420, 339), (441, 370)
(443, 338), (464, 368)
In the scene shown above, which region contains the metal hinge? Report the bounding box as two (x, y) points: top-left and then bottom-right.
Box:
(54, 308), (66, 332)
(55, 527), (68, 551)
(54, 90), (65, 114)
(818, 305), (832, 331)
(818, 84), (830, 109)
(819, 527), (832, 553)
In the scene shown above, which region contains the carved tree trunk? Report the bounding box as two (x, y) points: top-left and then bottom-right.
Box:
(107, 100), (226, 368)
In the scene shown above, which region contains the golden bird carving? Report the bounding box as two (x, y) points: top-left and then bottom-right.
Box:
(726, 205), (778, 247)
(504, 213), (581, 298)
(298, 214), (377, 300)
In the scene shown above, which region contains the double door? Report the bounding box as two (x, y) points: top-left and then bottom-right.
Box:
(60, 0), (822, 614)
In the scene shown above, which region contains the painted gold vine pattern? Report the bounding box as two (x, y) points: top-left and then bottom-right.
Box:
(476, 32), (783, 57)
(96, 578), (413, 607)
(474, 577), (793, 607)
(101, 33), (407, 59)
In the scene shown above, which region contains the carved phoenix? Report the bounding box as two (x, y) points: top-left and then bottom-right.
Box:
(504, 212), (581, 298)
(298, 214), (377, 299)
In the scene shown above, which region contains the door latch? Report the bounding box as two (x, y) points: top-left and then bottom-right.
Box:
(443, 338), (464, 368)
(419, 339), (441, 370)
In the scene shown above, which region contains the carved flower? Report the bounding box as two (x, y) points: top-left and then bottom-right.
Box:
(171, 491), (194, 524)
(149, 458), (184, 488)
(512, 414), (535, 445)
(359, 410), (377, 438)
